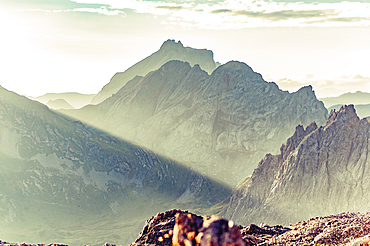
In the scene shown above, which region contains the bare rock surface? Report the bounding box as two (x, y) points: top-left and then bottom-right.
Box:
(130, 210), (370, 246)
(223, 105), (370, 226)
(4, 210), (370, 245)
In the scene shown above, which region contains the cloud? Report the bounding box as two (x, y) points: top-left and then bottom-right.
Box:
(275, 74), (370, 98)
(65, 0), (370, 29)
(156, 6), (183, 10)
(211, 9), (232, 14)
(23, 6), (125, 16)
(72, 6), (125, 15)
(234, 9), (337, 21)
(306, 16), (369, 24)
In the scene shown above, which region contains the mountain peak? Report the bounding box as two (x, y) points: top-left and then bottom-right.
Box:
(326, 104), (359, 125)
(91, 40), (219, 104)
(160, 39), (184, 50)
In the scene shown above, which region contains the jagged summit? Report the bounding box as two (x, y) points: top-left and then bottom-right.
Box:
(223, 104), (370, 226)
(159, 39), (184, 49)
(90, 40), (220, 104)
(326, 104), (359, 125)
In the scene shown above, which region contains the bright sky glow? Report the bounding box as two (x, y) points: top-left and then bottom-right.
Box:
(1, 0), (370, 98)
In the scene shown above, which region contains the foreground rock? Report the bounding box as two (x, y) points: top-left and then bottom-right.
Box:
(223, 105), (370, 226)
(130, 209), (289, 246)
(130, 210), (370, 246)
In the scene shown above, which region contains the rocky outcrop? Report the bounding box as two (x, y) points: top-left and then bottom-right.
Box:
(0, 86), (229, 246)
(223, 105), (370, 226)
(130, 209), (289, 246)
(4, 210), (370, 245)
(63, 60), (327, 185)
(130, 209), (370, 246)
(91, 40), (220, 104)
(328, 103), (370, 119)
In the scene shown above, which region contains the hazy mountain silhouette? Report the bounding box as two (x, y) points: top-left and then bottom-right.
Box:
(60, 60), (327, 186)
(29, 92), (95, 109)
(319, 91), (370, 108)
(223, 105), (370, 226)
(90, 40), (220, 105)
(0, 85), (230, 246)
(46, 98), (74, 110)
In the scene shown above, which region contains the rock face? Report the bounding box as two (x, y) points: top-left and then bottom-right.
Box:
(329, 103), (370, 119)
(223, 105), (370, 226)
(130, 209), (370, 246)
(63, 60), (327, 185)
(0, 86), (229, 246)
(91, 40), (220, 105)
(130, 209), (289, 246)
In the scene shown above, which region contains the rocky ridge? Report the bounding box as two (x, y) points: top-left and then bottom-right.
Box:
(223, 105), (370, 227)
(130, 210), (370, 246)
(91, 40), (220, 104)
(4, 210), (370, 245)
(63, 60), (327, 185)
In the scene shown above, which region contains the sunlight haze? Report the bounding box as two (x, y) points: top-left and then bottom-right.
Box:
(1, 0), (370, 98)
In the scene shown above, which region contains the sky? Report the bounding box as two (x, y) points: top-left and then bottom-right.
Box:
(1, 0), (370, 98)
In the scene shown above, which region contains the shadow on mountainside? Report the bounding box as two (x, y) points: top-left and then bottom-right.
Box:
(0, 86), (231, 246)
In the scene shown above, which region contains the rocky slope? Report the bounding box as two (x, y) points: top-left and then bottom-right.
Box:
(90, 40), (220, 105)
(61, 60), (327, 186)
(0, 86), (230, 246)
(223, 105), (370, 227)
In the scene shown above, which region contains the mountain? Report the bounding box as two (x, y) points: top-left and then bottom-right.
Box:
(319, 91), (370, 108)
(60, 60), (328, 186)
(90, 40), (220, 105)
(223, 105), (370, 226)
(29, 92), (95, 109)
(0, 86), (230, 246)
(328, 103), (370, 119)
(46, 99), (74, 110)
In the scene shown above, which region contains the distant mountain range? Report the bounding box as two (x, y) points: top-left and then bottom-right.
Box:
(223, 105), (370, 226)
(29, 92), (95, 109)
(60, 58), (328, 186)
(0, 86), (229, 245)
(90, 39), (220, 105)
(319, 91), (370, 108)
(319, 91), (370, 118)
(46, 98), (74, 110)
